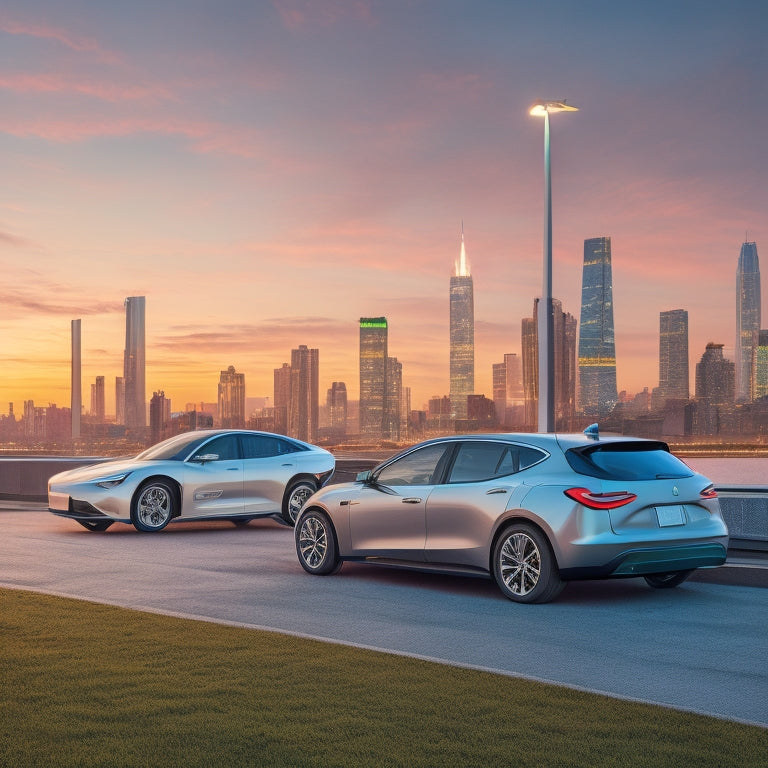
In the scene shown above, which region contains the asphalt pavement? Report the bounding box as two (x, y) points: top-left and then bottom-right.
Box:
(1, 502), (767, 728)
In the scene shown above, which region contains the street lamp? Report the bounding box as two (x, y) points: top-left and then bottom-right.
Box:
(529, 99), (578, 433)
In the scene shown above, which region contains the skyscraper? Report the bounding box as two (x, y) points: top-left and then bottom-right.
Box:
(695, 342), (735, 435)
(386, 356), (402, 441)
(289, 345), (319, 443)
(123, 296), (146, 430)
(327, 382), (348, 438)
(90, 376), (105, 422)
(659, 309), (689, 403)
(736, 241), (761, 401)
(71, 319), (81, 438)
(578, 237), (618, 417)
(218, 365), (245, 428)
(756, 330), (768, 399)
(273, 363), (292, 435)
(522, 298), (577, 431)
(359, 317), (388, 438)
(450, 226), (474, 420)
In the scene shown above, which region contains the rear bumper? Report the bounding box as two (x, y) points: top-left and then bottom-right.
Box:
(559, 542), (728, 580)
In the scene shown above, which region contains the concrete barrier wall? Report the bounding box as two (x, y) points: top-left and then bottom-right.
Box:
(2, 457), (765, 550)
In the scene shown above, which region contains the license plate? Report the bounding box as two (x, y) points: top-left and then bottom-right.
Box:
(656, 505), (685, 527)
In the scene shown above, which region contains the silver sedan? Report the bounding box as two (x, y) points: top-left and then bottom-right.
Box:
(294, 430), (728, 603)
(48, 430), (335, 532)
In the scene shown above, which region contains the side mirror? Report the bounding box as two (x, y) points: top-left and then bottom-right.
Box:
(192, 453), (219, 463)
(355, 470), (372, 483)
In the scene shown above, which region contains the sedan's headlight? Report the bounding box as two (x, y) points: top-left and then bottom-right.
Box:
(94, 473), (131, 489)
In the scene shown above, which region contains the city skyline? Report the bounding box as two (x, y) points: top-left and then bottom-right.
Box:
(1, 2), (766, 412)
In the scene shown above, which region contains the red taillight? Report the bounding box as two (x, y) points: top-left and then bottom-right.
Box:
(700, 485), (718, 500)
(564, 487), (638, 510)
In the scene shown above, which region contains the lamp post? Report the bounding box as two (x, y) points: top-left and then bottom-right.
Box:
(529, 100), (578, 433)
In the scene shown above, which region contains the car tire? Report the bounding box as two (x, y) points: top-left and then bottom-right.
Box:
(644, 570), (693, 589)
(131, 479), (176, 532)
(492, 523), (565, 604)
(295, 510), (341, 575)
(282, 479), (317, 526)
(77, 520), (113, 532)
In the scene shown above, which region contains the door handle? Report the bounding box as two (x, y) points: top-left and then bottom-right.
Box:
(227, 467), (239, 471)
(402, 497), (422, 504)
(486, 488), (508, 495)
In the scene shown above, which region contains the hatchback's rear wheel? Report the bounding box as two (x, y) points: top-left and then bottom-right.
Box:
(296, 510), (340, 575)
(644, 570), (693, 589)
(493, 523), (564, 604)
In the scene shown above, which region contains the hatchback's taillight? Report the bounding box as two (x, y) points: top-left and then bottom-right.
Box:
(700, 485), (718, 500)
(564, 487), (638, 509)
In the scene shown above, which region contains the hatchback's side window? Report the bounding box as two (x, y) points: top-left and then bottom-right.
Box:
(448, 442), (547, 482)
(449, 442), (509, 483)
(196, 435), (240, 461)
(374, 444), (448, 486)
(517, 446), (547, 472)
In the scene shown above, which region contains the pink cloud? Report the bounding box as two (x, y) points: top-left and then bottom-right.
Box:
(272, 0), (375, 30)
(0, 18), (121, 64)
(0, 72), (174, 103)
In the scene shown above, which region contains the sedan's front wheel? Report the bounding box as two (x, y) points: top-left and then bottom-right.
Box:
(131, 479), (176, 532)
(296, 510), (341, 575)
(493, 523), (564, 604)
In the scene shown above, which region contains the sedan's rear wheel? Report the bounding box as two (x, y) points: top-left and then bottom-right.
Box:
(644, 570), (693, 589)
(493, 523), (564, 604)
(131, 479), (176, 532)
(282, 480), (317, 526)
(296, 510), (340, 575)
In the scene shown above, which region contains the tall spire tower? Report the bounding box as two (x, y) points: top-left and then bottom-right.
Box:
(736, 241), (761, 401)
(450, 222), (475, 421)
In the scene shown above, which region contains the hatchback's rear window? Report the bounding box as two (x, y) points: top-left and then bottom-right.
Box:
(565, 441), (693, 481)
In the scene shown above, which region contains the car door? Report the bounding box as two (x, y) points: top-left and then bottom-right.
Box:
(349, 442), (452, 559)
(425, 440), (539, 568)
(240, 434), (299, 515)
(183, 434), (244, 517)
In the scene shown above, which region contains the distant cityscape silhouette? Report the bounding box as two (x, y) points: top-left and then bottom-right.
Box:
(1, 236), (765, 454)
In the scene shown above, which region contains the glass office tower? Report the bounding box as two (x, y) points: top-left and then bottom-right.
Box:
(578, 237), (618, 417)
(659, 309), (689, 403)
(359, 317), (388, 438)
(736, 241), (761, 401)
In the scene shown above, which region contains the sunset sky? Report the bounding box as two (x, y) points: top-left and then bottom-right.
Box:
(1, 0), (766, 417)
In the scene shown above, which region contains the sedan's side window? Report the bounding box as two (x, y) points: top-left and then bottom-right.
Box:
(374, 444), (448, 486)
(241, 435), (281, 459)
(196, 435), (240, 461)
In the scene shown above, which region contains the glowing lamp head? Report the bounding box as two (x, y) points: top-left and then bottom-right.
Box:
(529, 100), (579, 117)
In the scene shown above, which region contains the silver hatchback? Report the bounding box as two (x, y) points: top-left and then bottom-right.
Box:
(294, 429), (728, 603)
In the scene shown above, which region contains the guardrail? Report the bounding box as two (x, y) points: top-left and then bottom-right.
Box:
(1, 457), (765, 551)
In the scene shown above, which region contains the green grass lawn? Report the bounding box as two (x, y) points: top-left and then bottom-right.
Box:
(2, 587), (765, 768)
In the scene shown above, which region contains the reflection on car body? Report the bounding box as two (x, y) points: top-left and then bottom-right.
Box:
(295, 427), (728, 603)
(48, 429), (335, 532)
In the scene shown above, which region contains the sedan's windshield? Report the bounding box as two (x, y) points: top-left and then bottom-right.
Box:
(135, 432), (215, 461)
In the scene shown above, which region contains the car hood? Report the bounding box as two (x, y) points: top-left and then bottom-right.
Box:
(48, 458), (149, 484)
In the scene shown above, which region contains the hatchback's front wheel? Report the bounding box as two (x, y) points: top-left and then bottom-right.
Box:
(296, 510), (340, 575)
(493, 523), (564, 604)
